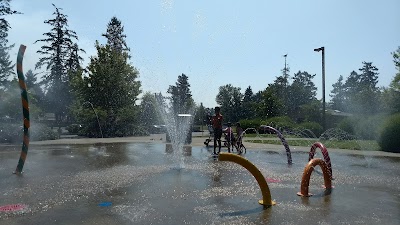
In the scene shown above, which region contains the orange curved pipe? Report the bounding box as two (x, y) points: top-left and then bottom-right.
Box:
(298, 158), (332, 197)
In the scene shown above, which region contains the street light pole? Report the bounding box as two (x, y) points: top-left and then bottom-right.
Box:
(314, 47), (326, 131)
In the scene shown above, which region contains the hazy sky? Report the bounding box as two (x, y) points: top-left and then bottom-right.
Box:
(6, 0), (400, 108)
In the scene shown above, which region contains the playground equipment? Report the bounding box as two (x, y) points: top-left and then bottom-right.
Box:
(259, 125), (292, 164)
(218, 152), (276, 208)
(14, 45), (29, 174)
(309, 142), (333, 179)
(297, 158), (332, 197)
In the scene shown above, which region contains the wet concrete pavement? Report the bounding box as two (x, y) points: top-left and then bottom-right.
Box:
(0, 140), (399, 224)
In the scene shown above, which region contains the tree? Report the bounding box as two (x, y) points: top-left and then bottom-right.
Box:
(0, 0), (20, 86)
(72, 16), (141, 137)
(357, 62), (380, 114)
(102, 16), (129, 54)
(261, 68), (291, 117)
(167, 73), (194, 114)
(241, 86), (256, 119)
(390, 46), (400, 91)
(330, 75), (346, 111)
(0, 44), (13, 85)
(291, 71), (317, 103)
(215, 84), (243, 123)
(25, 70), (45, 112)
(193, 102), (206, 126)
(35, 4), (84, 123)
(255, 87), (283, 119)
(139, 92), (161, 129)
(75, 41), (140, 137)
(359, 62), (379, 91)
(383, 47), (400, 113)
(0, 78), (19, 120)
(342, 62), (381, 114)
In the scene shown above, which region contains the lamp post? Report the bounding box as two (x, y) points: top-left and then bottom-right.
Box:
(314, 47), (326, 131)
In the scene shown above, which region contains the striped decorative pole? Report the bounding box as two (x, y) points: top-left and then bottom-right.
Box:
(14, 44), (29, 174)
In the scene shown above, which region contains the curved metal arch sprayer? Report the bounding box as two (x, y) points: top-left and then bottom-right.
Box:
(218, 153), (276, 208)
(308, 142), (332, 179)
(259, 125), (292, 164)
(297, 158), (332, 197)
(14, 45), (29, 174)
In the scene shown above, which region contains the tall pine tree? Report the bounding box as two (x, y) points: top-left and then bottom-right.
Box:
(0, 0), (19, 87)
(329, 75), (346, 111)
(35, 4), (84, 123)
(167, 73), (194, 114)
(102, 16), (129, 54)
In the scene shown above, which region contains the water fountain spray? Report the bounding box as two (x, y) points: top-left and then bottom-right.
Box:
(83, 101), (103, 138)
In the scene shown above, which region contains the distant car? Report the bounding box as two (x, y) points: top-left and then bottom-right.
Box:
(151, 125), (166, 133)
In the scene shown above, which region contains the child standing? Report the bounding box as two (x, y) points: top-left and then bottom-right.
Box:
(236, 122), (244, 154)
(224, 122), (235, 153)
(212, 107), (223, 155)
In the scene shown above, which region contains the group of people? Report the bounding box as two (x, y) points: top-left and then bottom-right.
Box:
(211, 106), (244, 155)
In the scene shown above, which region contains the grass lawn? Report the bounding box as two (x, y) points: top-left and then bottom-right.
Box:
(247, 139), (381, 151)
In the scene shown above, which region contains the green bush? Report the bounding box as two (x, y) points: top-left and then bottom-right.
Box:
(378, 113), (400, 153)
(238, 119), (262, 133)
(0, 122), (57, 143)
(337, 118), (355, 135)
(30, 123), (58, 141)
(354, 115), (385, 140)
(66, 124), (81, 134)
(264, 116), (296, 130)
(296, 122), (323, 138)
(336, 115), (385, 140)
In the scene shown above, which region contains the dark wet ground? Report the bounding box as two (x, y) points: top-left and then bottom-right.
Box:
(0, 143), (399, 224)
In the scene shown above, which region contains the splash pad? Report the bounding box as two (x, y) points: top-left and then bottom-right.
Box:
(1, 141), (399, 224)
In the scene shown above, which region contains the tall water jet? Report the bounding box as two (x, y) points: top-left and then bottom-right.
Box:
(155, 94), (195, 169)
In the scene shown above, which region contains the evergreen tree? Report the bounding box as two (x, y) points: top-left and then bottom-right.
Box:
(329, 75), (346, 111)
(35, 4), (84, 123)
(0, 45), (12, 85)
(343, 62), (381, 114)
(285, 71), (317, 122)
(0, 0), (20, 86)
(357, 62), (380, 114)
(25, 70), (45, 107)
(359, 62), (379, 91)
(193, 102), (206, 126)
(102, 16), (129, 54)
(266, 67), (291, 116)
(241, 86), (256, 119)
(167, 73), (194, 114)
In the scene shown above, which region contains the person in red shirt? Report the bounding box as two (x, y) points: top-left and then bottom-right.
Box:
(212, 106), (223, 155)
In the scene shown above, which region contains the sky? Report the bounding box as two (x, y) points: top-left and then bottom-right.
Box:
(6, 0), (400, 108)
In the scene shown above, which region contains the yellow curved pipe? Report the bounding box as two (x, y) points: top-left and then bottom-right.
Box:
(218, 153), (276, 207)
(298, 158), (332, 197)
